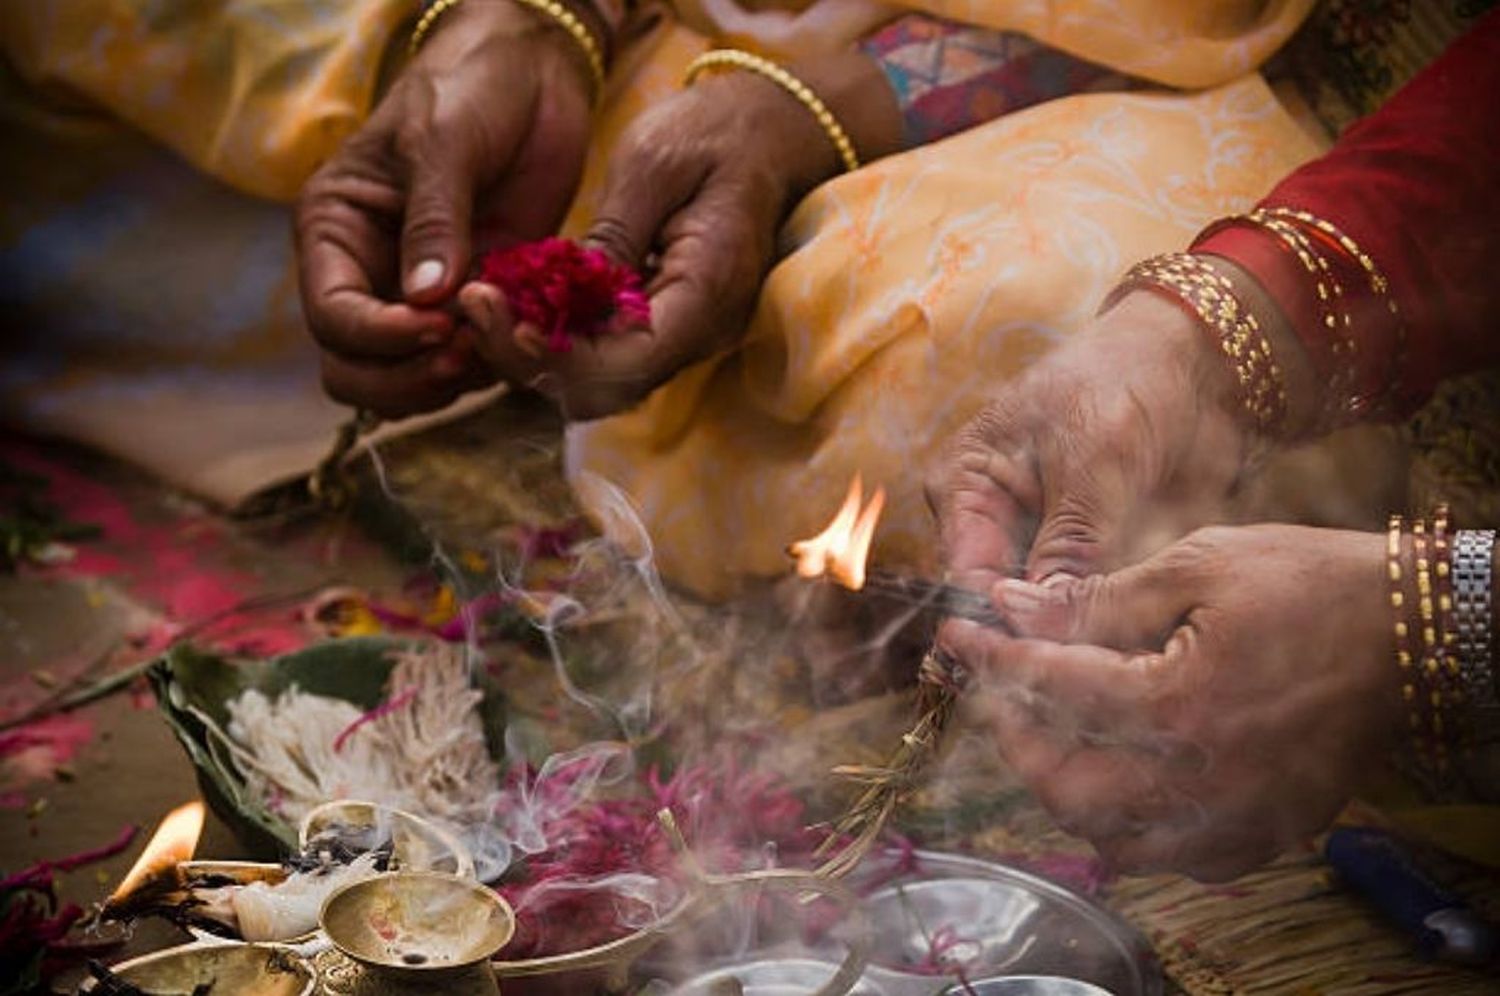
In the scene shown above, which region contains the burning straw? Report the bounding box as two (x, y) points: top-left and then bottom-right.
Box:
(813, 647), (967, 878)
(788, 476), (1000, 878)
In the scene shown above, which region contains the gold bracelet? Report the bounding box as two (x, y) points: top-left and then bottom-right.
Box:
(1103, 253), (1287, 434)
(410, 0), (606, 96)
(1390, 513), (1420, 737)
(410, 0), (464, 54)
(684, 49), (861, 174)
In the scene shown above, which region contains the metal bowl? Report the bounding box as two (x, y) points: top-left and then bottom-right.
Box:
(856, 850), (1158, 996)
(940, 978), (1115, 996)
(670, 958), (890, 996)
(320, 872), (514, 973)
(77, 942), (315, 995)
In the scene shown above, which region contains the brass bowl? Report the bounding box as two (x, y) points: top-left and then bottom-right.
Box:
(320, 872), (515, 974)
(78, 942), (315, 995)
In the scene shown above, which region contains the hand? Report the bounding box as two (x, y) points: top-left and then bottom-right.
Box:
(462, 51), (901, 420)
(295, 0), (595, 417)
(941, 524), (1401, 881)
(929, 288), (1261, 595)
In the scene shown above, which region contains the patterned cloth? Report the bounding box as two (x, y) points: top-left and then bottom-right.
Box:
(859, 14), (1135, 146)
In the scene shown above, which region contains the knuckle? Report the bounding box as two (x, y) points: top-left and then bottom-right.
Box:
(402, 210), (456, 248)
(586, 215), (644, 263)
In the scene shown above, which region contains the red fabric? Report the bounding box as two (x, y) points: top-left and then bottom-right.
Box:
(1197, 8), (1500, 418)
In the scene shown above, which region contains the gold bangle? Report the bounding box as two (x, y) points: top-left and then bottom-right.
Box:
(510, 0), (606, 94)
(410, 0), (606, 97)
(683, 49), (861, 174)
(410, 0), (464, 55)
(1390, 513), (1420, 735)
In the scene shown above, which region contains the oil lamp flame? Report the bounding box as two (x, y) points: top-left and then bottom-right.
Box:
(788, 474), (886, 591)
(110, 801), (205, 903)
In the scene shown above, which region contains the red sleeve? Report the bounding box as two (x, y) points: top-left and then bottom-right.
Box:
(1195, 8), (1500, 420)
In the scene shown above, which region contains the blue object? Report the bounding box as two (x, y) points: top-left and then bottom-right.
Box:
(1325, 826), (1498, 967)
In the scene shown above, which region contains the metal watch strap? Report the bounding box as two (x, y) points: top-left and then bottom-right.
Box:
(1453, 529), (1496, 709)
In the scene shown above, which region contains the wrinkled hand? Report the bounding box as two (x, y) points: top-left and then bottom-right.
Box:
(295, 1), (593, 417)
(461, 67), (849, 420)
(930, 289), (1257, 595)
(943, 524), (1400, 881)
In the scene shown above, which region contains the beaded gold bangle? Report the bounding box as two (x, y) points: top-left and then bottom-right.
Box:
(1431, 504), (1466, 749)
(1411, 517), (1460, 772)
(1390, 513), (1420, 740)
(410, 0), (464, 54)
(684, 49), (861, 174)
(1103, 253), (1287, 434)
(410, 0), (606, 96)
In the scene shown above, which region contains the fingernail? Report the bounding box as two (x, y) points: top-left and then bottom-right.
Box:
(408, 259), (445, 294)
(420, 328), (449, 347)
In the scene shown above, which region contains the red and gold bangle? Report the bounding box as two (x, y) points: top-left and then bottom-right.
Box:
(1263, 207), (1405, 419)
(1191, 207), (1404, 432)
(1245, 210), (1354, 407)
(1103, 253), (1287, 434)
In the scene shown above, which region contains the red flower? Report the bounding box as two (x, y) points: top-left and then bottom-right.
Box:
(478, 238), (650, 353)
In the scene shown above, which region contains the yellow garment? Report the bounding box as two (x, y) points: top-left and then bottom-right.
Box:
(0, 0), (411, 201)
(566, 35), (1323, 596)
(0, 0), (1313, 201)
(0, 0), (1318, 562)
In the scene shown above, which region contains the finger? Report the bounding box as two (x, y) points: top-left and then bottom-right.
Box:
(459, 281), (543, 372)
(320, 345), (490, 419)
(297, 193), (454, 359)
(583, 137), (705, 269)
(400, 149), (476, 304)
(941, 618), (1165, 733)
(1026, 436), (1128, 582)
(979, 692), (1172, 842)
(988, 551), (1199, 650)
(930, 401), (1040, 593)
(560, 188), (759, 419)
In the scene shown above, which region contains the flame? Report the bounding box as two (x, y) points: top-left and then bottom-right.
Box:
(110, 801), (204, 902)
(788, 474), (886, 591)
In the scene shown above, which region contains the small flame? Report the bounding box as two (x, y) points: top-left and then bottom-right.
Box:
(110, 801), (204, 902)
(788, 474), (886, 591)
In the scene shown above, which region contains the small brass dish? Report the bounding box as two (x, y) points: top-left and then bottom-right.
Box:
(78, 942), (315, 995)
(320, 872), (515, 973)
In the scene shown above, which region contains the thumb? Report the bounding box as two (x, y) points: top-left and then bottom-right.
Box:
(400, 154), (475, 304)
(991, 551), (1196, 651)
